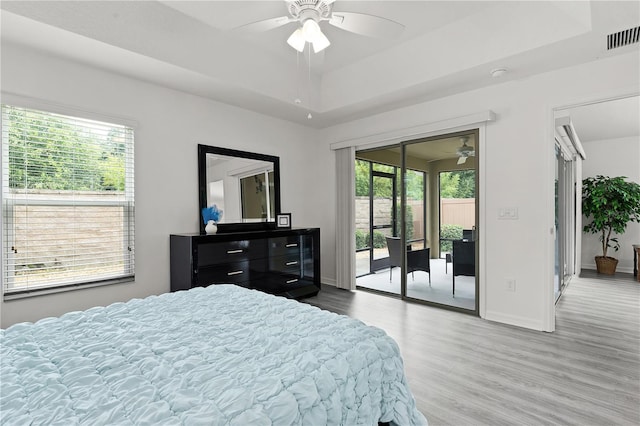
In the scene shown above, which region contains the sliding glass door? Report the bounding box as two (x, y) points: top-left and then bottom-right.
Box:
(354, 147), (403, 293)
(355, 131), (479, 315)
(555, 142), (576, 300)
(402, 134), (478, 312)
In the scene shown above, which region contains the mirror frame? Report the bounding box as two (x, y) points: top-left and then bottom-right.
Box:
(198, 144), (281, 234)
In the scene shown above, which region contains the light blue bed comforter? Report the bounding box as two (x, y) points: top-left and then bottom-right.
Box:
(1, 285), (427, 425)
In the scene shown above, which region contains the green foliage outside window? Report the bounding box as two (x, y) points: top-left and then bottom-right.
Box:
(356, 160), (426, 200)
(440, 170), (475, 198)
(6, 107), (126, 192)
(355, 229), (368, 250)
(440, 224), (463, 253)
(355, 160), (370, 197)
(355, 230), (388, 250)
(355, 205), (414, 251)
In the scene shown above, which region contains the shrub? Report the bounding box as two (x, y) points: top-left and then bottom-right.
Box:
(390, 204), (414, 240)
(372, 231), (387, 248)
(405, 205), (414, 241)
(355, 229), (369, 250)
(440, 224), (463, 252)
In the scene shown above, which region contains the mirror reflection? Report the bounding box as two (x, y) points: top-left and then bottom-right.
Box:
(205, 154), (276, 222)
(198, 145), (281, 230)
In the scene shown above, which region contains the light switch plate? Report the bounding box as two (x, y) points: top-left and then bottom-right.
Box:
(498, 207), (518, 220)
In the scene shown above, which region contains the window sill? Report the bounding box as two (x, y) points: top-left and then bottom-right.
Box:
(3, 276), (134, 301)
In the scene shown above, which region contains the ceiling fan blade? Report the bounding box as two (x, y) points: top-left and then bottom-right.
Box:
(328, 12), (404, 38)
(457, 156), (468, 165)
(233, 16), (293, 33)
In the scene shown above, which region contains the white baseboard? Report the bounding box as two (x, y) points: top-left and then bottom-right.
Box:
(484, 310), (546, 331)
(321, 277), (337, 287)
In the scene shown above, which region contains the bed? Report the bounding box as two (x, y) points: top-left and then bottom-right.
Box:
(1, 284), (427, 425)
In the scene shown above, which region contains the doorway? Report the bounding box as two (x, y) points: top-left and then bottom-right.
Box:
(355, 130), (479, 314)
(552, 94), (639, 294)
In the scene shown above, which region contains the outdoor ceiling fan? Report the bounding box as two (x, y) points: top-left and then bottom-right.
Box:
(456, 137), (475, 165)
(234, 0), (405, 53)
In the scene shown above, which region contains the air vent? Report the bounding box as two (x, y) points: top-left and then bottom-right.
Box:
(607, 26), (640, 50)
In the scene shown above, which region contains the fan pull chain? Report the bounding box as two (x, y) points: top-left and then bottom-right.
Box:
(307, 45), (312, 120)
(294, 50), (302, 106)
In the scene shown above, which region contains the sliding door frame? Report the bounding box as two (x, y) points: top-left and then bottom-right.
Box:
(331, 110), (495, 320)
(399, 129), (480, 315)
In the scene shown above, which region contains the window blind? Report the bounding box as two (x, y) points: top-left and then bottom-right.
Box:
(1, 104), (135, 295)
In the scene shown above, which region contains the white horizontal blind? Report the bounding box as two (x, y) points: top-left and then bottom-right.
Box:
(1, 104), (135, 295)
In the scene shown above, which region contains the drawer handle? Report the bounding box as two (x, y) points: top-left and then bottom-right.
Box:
(286, 278), (298, 284)
(227, 270), (244, 276)
(286, 261), (298, 266)
(285, 243), (298, 248)
(227, 249), (243, 254)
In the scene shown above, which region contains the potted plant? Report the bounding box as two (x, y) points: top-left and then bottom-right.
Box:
(582, 175), (640, 274)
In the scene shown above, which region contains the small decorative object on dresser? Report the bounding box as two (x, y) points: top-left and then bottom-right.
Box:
(276, 212), (291, 229)
(204, 220), (217, 235)
(204, 220), (218, 235)
(201, 204), (223, 235)
(170, 227), (320, 299)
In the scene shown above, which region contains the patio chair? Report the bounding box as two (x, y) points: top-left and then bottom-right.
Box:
(452, 239), (475, 296)
(386, 236), (431, 284)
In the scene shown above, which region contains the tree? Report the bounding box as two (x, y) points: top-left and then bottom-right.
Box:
(440, 170), (475, 198)
(6, 106), (126, 192)
(439, 172), (460, 198)
(456, 170), (476, 198)
(405, 169), (424, 200)
(582, 175), (640, 258)
(355, 160), (370, 197)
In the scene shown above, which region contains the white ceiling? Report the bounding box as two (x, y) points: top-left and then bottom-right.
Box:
(565, 96), (640, 143)
(1, 0), (639, 131)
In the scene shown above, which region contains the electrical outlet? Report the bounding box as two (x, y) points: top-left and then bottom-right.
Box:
(506, 278), (516, 292)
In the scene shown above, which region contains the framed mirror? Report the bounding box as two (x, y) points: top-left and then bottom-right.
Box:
(198, 144), (281, 233)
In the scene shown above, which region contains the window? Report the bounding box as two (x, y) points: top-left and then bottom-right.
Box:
(2, 104), (135, 297)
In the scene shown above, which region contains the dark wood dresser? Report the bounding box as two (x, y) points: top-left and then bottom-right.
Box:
(170, 228), (320, 299)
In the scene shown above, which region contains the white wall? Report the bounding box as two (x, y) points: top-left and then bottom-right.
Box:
(0, 43), (326, 327)
(581, 136), (640, 273)
(2, 42), (638, 332)
(320, 51), (639, 331)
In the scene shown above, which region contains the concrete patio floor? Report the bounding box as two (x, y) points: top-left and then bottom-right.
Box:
(356, 258), (476, 310)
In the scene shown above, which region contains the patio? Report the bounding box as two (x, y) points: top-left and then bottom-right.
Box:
(356, 257), (476, 310)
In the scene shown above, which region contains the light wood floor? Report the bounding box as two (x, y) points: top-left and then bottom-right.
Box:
(304, 272), (640, 425)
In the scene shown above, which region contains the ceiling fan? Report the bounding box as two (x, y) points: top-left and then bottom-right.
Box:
(235, 0), (405, 53)
(456, 137), (475, 165)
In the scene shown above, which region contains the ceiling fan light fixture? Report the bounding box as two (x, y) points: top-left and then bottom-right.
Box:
(312, 31), (330, 53)
(302, 19), (321, 41)
(287, 28), (306, 52)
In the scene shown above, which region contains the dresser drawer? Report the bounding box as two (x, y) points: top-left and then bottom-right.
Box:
(197, 239), (266, 267)
(197, 259), (266, 286)
(269, 236), (302, 256)
(265, 273), (308, 290)
(268, 254), (302, 275)
(257, 273), (305, 296)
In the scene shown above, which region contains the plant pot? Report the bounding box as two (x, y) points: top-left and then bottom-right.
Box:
(595, 256), (618, 275)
